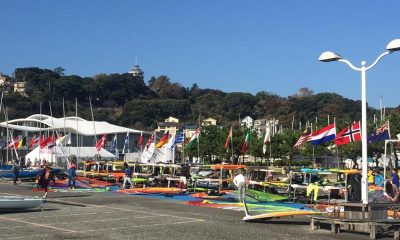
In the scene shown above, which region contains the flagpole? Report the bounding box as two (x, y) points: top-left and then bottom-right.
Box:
(4, 107), (9, 163)
(269, 139), (272, 167)
(63, 98), (70, 161)
(198, 114), (201, 165)
(75, 98), (80, 163)
(291, 115), (295, 132)
(49, 101), (56, 165)
(230, 129), (234, 164)
(89, 97), (101, 161)
(39, 103), (41, 164)
(311, 123), (315, 167)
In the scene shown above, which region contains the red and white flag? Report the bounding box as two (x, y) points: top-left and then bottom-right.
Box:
(335, 122), (361, 146)
(145, 133), (155, 150)
(40, 135), (55, 149)
(241, 129), (251, 154)
(29, 135), (40, 148)
(96, 134), (107, 151)
(7, 136), (19, 149)
(139, 131), (143, 146)
(294, 127), (312, 148)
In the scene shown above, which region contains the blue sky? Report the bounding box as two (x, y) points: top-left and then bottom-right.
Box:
(1, 1), (400, 108)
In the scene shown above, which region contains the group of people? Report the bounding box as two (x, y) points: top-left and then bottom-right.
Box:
(368, 167), (400, 203)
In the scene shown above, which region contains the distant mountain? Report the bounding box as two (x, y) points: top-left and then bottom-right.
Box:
(1, 67), (390, 131)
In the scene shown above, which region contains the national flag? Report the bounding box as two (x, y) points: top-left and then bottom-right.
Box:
(156, 132), (169, 148)
(187, 129), (199, 148)
(174, 128), (185, 146)
(262, 126), (271, 154)
(294, 127), (312, 148)
(29, 135), (40, 149)
(335, 122), (361, 146)
(139, 131), (143, 146)
(17, 136), (27, 149)
(47, 135), (58, 149)
(7, 136), (19, 149)
(145, 134), (155, 150)
(172, 131), (184, 150)
(241, 128), (251, 154)
(224, 126), (233, 149)
(96, 134), (107, 151)
(122, 133), (129, 153)
(310, 123), (336, 145)
(112, 134), (117, 151)
(368, 121), (390, 143)
(166, 134), (176, 150)
(40, 135), (55, 149)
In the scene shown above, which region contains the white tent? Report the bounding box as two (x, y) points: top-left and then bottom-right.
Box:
(26, 146), (116, 164)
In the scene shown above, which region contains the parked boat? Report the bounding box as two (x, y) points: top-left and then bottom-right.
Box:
(0, 195), (45, 210)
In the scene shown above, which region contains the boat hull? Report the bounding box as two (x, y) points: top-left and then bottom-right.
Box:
(0, 196), (44, 209)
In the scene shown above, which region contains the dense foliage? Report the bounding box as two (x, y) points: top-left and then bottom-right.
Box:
(3, 67), (399, 165)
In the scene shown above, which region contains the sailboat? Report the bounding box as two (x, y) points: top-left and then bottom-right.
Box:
(0, 195), (45, 210)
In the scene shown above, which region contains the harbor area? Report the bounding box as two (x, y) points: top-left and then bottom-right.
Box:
(0, 181), (393, 240)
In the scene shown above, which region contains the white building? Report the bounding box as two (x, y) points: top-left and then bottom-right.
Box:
(241, 116), (253, 129)
(0, 114), (149, 163)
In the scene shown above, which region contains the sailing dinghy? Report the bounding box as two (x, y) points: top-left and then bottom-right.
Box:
(0, 195), (45, 210)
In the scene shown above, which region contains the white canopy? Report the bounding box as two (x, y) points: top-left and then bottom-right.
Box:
(26, 146), (116, 163)
(0, 114), (142, 136)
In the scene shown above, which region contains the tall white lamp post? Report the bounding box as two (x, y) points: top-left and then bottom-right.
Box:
(319, 39), (400, 204)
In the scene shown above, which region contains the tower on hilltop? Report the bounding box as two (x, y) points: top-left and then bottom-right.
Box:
(128, 57), (144, 79)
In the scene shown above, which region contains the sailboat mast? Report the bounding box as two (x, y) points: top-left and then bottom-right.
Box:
(89, 97), (97, 146)
(75, 98), (80, 162)
(49, 101), (55, 165)
(39, 102), (41, 164)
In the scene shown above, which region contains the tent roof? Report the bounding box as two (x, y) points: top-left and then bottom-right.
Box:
(0, 114), (143, 136)
(25, 146), (116, 162)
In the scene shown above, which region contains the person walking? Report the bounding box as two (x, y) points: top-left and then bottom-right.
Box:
(122, 162), (133, 189)
(233, 170), (247, 203)
(12, 160), (20, 185)
(37, 160), (53, 198)
(68, 160), (77, 189)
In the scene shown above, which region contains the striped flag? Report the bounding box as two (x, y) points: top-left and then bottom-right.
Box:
(294, 127), (312, 148)
(156, 132), (169, 148)
(241, 128), (251, 154)
(175, 130), (184, 144)
(122, 133), (129, 153)
(224, 126), (233, 149)
(96, 134), (107, 151)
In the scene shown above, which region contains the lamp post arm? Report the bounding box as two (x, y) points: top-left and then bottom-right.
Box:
(365, 51), (391, 71)
(338, 59), (361, 71)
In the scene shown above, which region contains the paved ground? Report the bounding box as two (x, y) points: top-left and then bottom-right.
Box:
(0, 181), (394, 240)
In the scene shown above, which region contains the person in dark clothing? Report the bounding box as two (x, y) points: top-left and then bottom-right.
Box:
(12, 161), (20, 185)
(122, 162), (133, 189)
(36, 160), (53, 198)
(392, 168), (399, 188)
(68, 160), (77, 189)
(385, 180), (400, 203)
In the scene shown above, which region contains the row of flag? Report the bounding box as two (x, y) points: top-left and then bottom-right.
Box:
(140, 128), (200, 151)
(294, 121), (390, 148)
(5, 134), (58, 150)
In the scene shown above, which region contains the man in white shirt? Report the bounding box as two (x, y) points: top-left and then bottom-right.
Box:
(233, 170), (246, 203)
